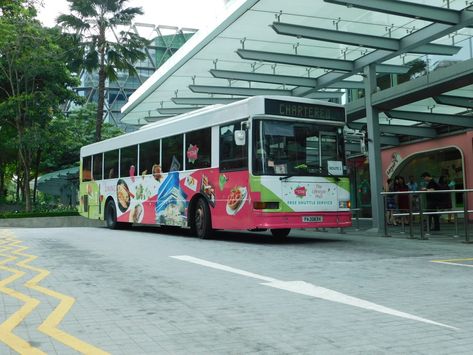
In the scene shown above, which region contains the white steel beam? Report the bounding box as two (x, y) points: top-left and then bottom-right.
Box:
(272, 22), (460, 56)
(188, 84), (292, 96)
(385, 110), (473, 128)
(171, 97), (243, 105)
(237, 49), (409, 74)
(324, 0), (462, 25)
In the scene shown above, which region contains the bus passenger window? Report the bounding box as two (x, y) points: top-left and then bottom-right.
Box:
(139, 140), (160, 175)
(220, 122), (248, 171)
(162, 134), (183, 172)
(186, 128), (211, 170)
(104, 150), (118, 179)
(120, 145), (137, 177)
(92, 153), (103, 180)
(82, 156), (92, 182)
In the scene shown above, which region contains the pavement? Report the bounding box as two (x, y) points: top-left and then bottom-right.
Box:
(0, 224), (473, 354)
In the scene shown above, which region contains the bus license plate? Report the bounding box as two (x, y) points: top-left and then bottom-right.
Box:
(302, 216), (323, 223)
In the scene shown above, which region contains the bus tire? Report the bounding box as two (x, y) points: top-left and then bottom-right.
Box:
(270, 228), (290, 239)
(192, 198), (213, 239)
(105, 199), (118, 229)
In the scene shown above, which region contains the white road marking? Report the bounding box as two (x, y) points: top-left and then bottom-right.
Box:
(431, 261), (473, 268)
(171, 255), (277, 282)
(171, 255), (457, 330)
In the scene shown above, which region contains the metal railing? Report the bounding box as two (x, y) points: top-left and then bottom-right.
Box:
(380, 189), (473, 242)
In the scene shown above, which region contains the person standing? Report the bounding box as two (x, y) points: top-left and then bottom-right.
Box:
(421, 172), (440, 231)
(447, 177), (456, 223)
(385, 178), (397, 225)
(437, 175), (452, 223)
(407, 175), (419, 212)
(394, 176), (409, 225)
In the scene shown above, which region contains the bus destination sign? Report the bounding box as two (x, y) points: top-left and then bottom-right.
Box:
(264, 99), (345, 122)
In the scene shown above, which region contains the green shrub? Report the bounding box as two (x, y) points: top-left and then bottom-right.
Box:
(0, 210), (79, 219)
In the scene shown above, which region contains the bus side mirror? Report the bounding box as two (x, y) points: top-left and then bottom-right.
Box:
(234, 130), (246, 146)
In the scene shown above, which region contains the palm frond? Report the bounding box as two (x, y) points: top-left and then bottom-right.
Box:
(56, 14), (90, 31)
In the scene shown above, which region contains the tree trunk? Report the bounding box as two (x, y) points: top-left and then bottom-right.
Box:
(32, 148), (41, 204)
(95, 26), (107, 142)
(15, 155), (20, 203)
(0, 157), (4, 199)
(23, 163), (31, 211)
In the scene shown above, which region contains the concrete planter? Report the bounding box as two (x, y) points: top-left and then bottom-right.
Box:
(0, 216), (106, 228)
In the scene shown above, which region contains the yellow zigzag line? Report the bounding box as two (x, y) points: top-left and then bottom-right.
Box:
(13, 245), (109, 355)
(0, 236), (45, 354)
(0, 230), (109, 354)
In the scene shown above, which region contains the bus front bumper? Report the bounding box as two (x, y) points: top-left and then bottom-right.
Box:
(251, 211), (352, 229)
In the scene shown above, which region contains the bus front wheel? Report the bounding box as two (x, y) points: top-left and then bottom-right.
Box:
(193, 198), (213, 239)
(105, 200), (118, 229)
(270, 228), (290, 239)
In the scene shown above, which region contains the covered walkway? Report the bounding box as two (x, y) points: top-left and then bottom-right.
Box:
(121, 0), (473, 232)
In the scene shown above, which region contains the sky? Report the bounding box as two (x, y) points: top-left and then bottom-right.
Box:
(37, 0), (229, 30)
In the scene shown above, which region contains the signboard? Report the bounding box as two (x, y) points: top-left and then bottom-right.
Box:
(265, 99), (345, 122)
(385, 152), (402, 178)
(327, 161), (343, 176)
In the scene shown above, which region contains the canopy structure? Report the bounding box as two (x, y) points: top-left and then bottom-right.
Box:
(36, 167), (79, 206)
(121, 0), (473, 231)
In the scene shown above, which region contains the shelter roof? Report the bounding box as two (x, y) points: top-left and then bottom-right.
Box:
(121, 0), (473, 148)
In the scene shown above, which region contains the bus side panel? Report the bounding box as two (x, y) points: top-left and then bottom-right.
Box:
(79, 181), (101, 219)
(108, 168), (253, 230)
(209, 170), (253, 230)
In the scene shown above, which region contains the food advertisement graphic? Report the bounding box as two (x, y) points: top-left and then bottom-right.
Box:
(116, 179), (132, 212)
(129, 203), (144, 223)
(186, 144), (199, 163)
(201, 174), (216, 207)
(184, 175), (198, 191)
(219, 174), (228, 191)
(226, 186), (247, 215)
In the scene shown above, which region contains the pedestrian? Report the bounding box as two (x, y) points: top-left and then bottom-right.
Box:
(407, 175), (419, 213)
(394, 176), (409, 225)
(385, 178), (397, 225)
(421, 172), (440, 231)
(447, 176), (456, 223)
(437, 175), (452, 223)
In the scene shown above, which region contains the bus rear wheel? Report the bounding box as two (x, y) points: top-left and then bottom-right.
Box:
(105, 200), (118, 229)
(193, 198), (213, 239)
(270, 228), (291, 239)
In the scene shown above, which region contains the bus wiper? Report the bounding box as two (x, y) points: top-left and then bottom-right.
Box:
(279, 174), (297, 181)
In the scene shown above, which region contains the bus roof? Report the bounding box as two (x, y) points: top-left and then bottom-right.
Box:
(81, 96), (344, 157)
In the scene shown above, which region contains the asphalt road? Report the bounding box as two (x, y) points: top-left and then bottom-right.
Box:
(1, 226), (472, 354)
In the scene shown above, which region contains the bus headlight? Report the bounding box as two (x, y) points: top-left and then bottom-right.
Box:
(339, 201), (351, 209)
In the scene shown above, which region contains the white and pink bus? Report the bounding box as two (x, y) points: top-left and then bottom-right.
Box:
(79, 96), (351, 239)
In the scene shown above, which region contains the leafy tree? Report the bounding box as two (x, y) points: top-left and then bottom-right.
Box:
(0, 11), (79, 210)
(0, 125), (17, 200)
(42, 103), (123, 171)
(57, 0), (150, 142)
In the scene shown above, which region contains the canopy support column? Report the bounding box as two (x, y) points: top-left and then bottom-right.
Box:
(364, 64), (385, 233)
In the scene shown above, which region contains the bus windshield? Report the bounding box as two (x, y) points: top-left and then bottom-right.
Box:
(252, 119), (344, 176)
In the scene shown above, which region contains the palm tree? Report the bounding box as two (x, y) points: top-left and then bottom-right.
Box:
(57, 0), (149, 142)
